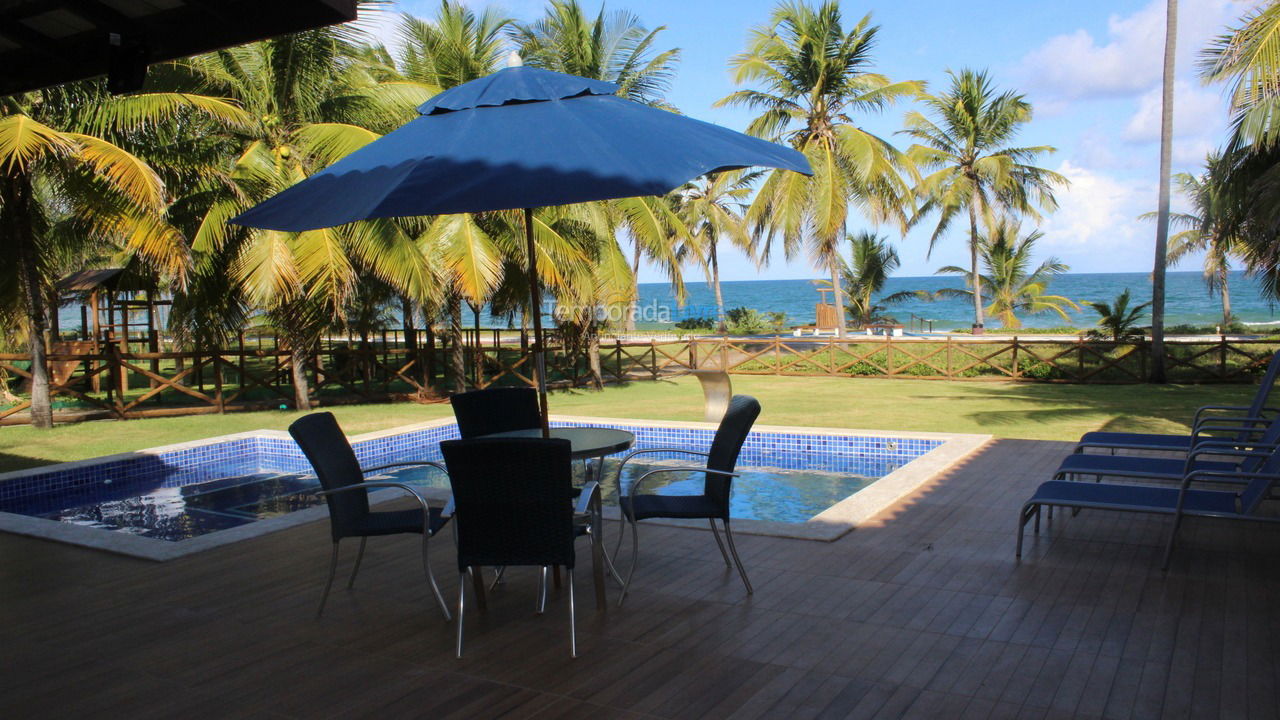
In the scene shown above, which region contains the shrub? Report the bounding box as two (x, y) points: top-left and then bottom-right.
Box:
(725, 307), (767, 334)
(675, 316), (715, 331)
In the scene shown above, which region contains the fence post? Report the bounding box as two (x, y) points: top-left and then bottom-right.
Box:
(1012, 337), (1020, 379)
(689, 339), (698, 370)
(213, 356), (225, 414)
(885, 335), (894, 376)
(616, 339), (624, 381)
(650, 340), (658, 381)
(946, 336), (953, 378)
(719, 337), (728, 371)
(108, 340), (126, 418)
(774, 338), (781, 375)
(1220, 335), (1228, 378)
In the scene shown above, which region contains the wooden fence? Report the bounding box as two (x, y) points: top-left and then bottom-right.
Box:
(3, 334), (1276, 424)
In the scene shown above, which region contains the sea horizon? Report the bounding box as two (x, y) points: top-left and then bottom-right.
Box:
(634, 270), (1280, 330)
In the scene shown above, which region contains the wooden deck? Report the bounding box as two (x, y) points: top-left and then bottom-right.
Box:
(3, 438), (1280, 719)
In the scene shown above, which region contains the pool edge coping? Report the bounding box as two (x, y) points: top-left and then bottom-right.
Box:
(0, 415), (990, 557)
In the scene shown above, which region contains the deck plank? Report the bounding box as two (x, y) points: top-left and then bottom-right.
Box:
(3, 437), (1280, 718)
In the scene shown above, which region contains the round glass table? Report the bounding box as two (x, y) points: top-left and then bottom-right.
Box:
(476, 427), (635, 460)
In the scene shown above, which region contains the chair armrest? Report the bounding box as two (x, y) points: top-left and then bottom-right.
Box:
(318, 481), (444, 534)
(362, 460), (448, 475)
(1187, 441), (1277, 463)
(575, 481), (600, 516)
(1193, 416), (1272, 431)
(1194, 404), (1252, 421)
(318, 481), (430, 509)
(612, 448), (712, 497)
(627, 466), (739, 499)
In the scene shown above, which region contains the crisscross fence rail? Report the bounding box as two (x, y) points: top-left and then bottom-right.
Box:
(4, 334), (1278, 425)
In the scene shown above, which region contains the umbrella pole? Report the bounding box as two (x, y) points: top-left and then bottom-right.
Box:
(524, 207), (551, 437)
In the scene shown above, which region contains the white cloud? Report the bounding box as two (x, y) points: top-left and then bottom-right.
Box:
(1017, 0), (1236, 101)
(1036, 162), (1158, 270)
(1122, 80), (1228, 143)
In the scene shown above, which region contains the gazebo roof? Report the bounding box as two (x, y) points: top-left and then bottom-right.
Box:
(57, 266), (151, 294)
(0, 0), (357, 96)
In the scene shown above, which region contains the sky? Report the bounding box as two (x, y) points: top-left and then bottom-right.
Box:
(363, 0), (1249, 283)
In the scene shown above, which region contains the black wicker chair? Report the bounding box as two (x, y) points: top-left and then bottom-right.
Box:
(613, 395), (762, 605)
(288, 412), (452, 620)
(441, 437), (600, 658)
(450, 387), (541, 438)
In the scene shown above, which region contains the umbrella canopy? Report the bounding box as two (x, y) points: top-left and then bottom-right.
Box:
(230, 65), (809, 230)
(230, 64), (810, 431)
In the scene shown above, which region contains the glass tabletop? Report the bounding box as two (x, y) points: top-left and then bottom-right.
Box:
(476, 427), (635, 458)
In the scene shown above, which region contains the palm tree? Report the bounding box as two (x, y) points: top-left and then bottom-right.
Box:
(396, 2), (514, 392)
(1140, 153), (1242, 327)
(675, 170), (758, 333)
(903, 68), (1066, 334)
(168, 25), (440, 409)
(1200, 2), (1280, 150)
(718, 1), (921, 338)
(1089, 289), (1152, 342)
(512, 0), (687, 333)
(839, 231), (924, 327)
(1197, 4), (1280, 306)
(0, 83), (245, 428)
(936, 222), (1077, 330)
(1150, 0), (1178, 382)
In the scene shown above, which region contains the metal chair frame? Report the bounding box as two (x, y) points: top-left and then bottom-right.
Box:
(611, 447), (749, 605)
(313, 460), (454, 621)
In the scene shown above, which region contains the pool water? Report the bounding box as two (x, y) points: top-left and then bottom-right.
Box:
(1, 461), (878, 540)
(0, 420), (941, 543)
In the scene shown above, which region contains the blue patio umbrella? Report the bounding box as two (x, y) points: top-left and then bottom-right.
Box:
(231, 61), (811, 431)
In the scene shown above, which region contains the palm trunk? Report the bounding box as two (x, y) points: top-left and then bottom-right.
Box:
(1149, 0), (1177, 383)
(5, 175), (52, 428)
(625, 241), (641, 333)
(968, 204), (985, 334)
(587, 319), (603, 390)
(831, 225), (847, 338)
(1220, 266), (1232, 327)
(448, 295), (465, 394)
(830, 260), (846, 338)
(290, 343), (312, 411)
(710, 240), (727, 333)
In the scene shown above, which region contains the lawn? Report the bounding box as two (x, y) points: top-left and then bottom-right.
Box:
(0, 375), (1257, 473)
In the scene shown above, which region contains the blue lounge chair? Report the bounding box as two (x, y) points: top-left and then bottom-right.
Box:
(1075, 351), (1280, 454)
(1055, 424), (1277, 486)
(1016, 458), (1280, 570)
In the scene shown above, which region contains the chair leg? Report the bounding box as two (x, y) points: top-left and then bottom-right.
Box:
(455, 570), (468, 659)
(347, 537), (367, 589)
(568, 565), (578, 659)
(618, 513), (640, 607)
(317, 541), (340, 618)
(723, 520), (753, 595)
(421, 531), (451, 622)
(1016, 503), (1035, 559)
(1161, 513), (1185, 572)
(537, 566), (548, 615)
(709, 518), (731, 567)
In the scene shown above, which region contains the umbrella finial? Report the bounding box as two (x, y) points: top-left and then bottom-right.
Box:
(505, 51), (524, 68)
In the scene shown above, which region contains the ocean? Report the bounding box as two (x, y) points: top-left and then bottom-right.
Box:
(633, 271), (1280, 331)
(55, 270), (1280, 335)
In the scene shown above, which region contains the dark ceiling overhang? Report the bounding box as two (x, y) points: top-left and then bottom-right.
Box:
(0, 0), (358, 97)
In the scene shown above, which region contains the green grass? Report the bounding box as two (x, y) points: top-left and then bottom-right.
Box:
(0, 375), (1258, 474)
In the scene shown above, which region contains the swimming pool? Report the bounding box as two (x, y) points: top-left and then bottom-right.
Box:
(0, 416), (988, 558)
